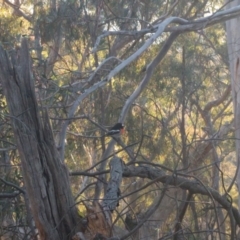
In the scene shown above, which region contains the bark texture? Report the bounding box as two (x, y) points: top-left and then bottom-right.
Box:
(0, 39), (78, 239)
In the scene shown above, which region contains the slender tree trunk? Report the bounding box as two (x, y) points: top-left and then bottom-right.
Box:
(0, 39), (79, 239)
(226, 0), (240, 210)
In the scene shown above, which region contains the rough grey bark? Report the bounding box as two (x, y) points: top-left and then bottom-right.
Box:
(0, 39), (80, 240)
(102, 157), (124, 212)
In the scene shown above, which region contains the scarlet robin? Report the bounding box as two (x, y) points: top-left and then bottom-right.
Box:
(106, 123), (124, 136)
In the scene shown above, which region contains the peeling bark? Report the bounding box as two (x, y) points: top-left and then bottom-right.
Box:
(0, 39), (80, 239)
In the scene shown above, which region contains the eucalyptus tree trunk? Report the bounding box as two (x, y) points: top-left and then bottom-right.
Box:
(0, 39), (79, 240)
(226, 0), (240, 213)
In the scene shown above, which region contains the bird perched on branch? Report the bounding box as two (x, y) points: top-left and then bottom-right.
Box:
(106, 123), (124, 136)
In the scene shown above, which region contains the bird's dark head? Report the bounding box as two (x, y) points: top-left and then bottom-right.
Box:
(114, 123), (124, 129)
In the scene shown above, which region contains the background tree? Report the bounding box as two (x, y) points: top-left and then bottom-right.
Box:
(1, 0), (240, 239)
(226, 0), (240, 218)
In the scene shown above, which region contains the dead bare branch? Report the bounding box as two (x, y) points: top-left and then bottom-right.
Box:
(3, 0), (32, 22)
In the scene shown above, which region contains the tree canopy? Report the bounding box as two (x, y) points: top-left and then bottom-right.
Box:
(1, 0), (240, 239)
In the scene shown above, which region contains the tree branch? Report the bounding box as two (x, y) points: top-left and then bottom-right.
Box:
(0, 192), (20, 198)
(93, 4), (240, 52)
(3, 0), (32, 22)
(204, 85), (231, 112)
(119, 31), (180, 122)
(123, 164), (240, 226)
(0, 177), (25, 194)
(58, 17), (184, 161)
(167, 4), (240, 32)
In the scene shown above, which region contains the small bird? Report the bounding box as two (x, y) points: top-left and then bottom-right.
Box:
(106, 123), (124, 136)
